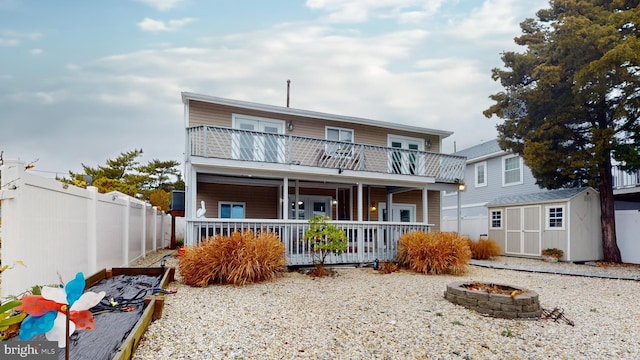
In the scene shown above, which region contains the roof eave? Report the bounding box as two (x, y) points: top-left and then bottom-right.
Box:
(181, 92), (454, 138)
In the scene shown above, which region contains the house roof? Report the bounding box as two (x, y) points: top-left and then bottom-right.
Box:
(454, 139), (504, 161)
(486, 187), (596, 207)
(182, 92), (454, 138)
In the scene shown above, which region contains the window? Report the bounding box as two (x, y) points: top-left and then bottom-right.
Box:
(502, 155), (523, 186)
(219, 202), (245, 218)
(326, 127), (353, 157)
(490, 210), (502, 229)
(475, 162), (487, 187)
(546, 206), (564, 230)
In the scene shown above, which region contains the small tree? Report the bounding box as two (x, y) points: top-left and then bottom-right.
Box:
(303, 215), (347, 272)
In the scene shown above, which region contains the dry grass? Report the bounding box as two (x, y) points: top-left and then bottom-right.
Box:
(467, 237), (502, 260)
(396, 231), (471, 275)
(178, 230), (285, 287)
(378, 261), (399, 274)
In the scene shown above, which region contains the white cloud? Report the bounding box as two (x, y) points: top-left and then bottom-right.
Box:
(136, 0), (183, 11)
(444, 0), (548, 44)
(137, 17), (195, 32)
(305, 0), (445, 23)
(29, 48), (43, 55)
(0, 30), (42, 46)
(0, 37), (19, 46)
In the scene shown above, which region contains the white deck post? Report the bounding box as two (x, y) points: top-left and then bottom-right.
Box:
(357, 183), (364, 262)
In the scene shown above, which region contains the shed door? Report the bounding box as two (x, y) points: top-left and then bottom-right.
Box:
(505, 206), (541, 256)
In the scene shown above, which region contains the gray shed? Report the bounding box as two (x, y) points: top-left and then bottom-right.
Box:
(486, 187), (602, 262)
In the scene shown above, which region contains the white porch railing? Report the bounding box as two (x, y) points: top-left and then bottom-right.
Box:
(188, 219), (431, 265)
(187, 126), (466, 183)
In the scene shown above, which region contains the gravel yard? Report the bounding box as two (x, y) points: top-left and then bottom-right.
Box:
(131, 251), (640, 360)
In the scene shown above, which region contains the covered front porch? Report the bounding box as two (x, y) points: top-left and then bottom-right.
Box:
(189, 219), (432, 266)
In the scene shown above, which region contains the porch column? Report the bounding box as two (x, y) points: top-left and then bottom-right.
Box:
(357, 183), (363, 222)
(185, 163), (197, 246)
(282, 177), (289, 220)
(422, 186), (429, 224)
(386, 192), (393, 221)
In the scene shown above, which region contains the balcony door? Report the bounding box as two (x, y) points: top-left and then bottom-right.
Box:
(388, 135), (424, 175)
(233, 115), (285, 163)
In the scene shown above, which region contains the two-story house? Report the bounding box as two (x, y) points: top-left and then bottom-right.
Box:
(441, 139), (603, 262)
(181, 92), (466, 266)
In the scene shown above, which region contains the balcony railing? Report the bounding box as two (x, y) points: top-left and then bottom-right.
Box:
(612, 165), (640, 189)
(187, 126), (466, 183)
(188, 219), (431, 265)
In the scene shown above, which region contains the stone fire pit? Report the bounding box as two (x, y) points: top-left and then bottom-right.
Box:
(444, 282), (542, 319)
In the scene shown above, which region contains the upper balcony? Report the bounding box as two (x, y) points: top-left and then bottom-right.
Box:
(612, 165), (640, 190)
(187, 125), (466, 184)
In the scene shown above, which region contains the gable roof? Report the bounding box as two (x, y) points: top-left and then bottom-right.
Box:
(181, 92), (454, 138)
(454, 139), (504, 161)
(486, 187), (596, 207)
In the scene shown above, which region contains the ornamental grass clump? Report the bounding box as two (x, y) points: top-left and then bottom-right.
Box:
(179, 230), (285, 287)
(466, 237), (502, 260)
(396, 231), (471, 275)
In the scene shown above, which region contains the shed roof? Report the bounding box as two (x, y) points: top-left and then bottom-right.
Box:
(486, 187), (595, 207)
(454, 139), (504, 161)
(182, 92), (454, 138)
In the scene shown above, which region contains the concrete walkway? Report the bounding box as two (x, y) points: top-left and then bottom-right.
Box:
(470, 259), (640, 281)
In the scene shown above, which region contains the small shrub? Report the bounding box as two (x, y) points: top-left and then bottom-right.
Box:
(303, 215), (348, 274)
(178, 230), (285, 286)
(541, 248), (564, 259)
(467, 237), (502, 260)
(501, 327), (514, 337)
(378, 261), (399, 274)
(396, 231), (471, 275)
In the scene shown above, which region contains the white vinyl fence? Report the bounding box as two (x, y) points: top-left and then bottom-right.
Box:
(615, 210), (640, 264)
(441, 215), (488, 240)
(0, 160), (171, 297)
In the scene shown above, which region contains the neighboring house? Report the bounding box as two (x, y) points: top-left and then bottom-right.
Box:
(443, 138), (640, 262)
(181, 92), (466, 266)
(441, 139), (542, 239)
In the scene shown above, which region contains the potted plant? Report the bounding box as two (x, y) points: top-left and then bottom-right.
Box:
(541, 248), (564, 263)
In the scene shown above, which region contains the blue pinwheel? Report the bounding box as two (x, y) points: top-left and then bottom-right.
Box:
(16, 272), (105, 347)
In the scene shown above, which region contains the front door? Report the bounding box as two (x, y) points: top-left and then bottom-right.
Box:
(290, 196), (332, 220)
(505, 206), (541, 256)
(379, 203), (416, 222)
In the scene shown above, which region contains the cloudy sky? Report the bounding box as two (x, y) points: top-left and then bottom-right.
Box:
(1, 0), (548, 178)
